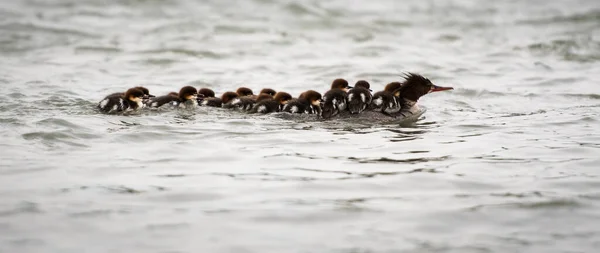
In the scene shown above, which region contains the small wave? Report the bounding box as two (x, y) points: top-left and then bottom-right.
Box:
(468, 199), (584, 211)
(526, 38), (600, 63)
(0, 22), (100, 38)
(518, 10), (600, 25)
(74, 46), (123, 53)
(135, 48), (223, 59)
(348, 155), (451, 164)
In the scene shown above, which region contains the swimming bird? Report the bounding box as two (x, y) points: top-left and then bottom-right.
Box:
(251, 91), (293, 114)
(394, 73), (453, 111)
(282, 90), (322, 114)
(321, 78), (352, 119)
(145, 86), (198, 109)
(105, 86), (155, 100)
(347, 80), (372, 114)
(259, 88), (277, 96)
(370, 81), (404, 114)
(201, 91), (238, 107)
(98, 87), (145, 113)
(223, 87), (257, 111)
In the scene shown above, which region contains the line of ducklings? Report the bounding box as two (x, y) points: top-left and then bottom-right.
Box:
(97, 73), (453, 119)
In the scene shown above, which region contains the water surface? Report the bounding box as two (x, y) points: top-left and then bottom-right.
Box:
(1, 0), (600, 252)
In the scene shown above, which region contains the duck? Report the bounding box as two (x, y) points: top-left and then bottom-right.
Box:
(330, 78), (352, 92)
(223, 87), (256, 111)
(392, 73), (453, 115)
(282, 90), (322, 114)
(98, 87), (145, 113)
(201, 91), (238, 107)
(259, 88), (277, 97)
(370, 81), (404, 114)
(251, 91), (293, 114)
(321, 78), (351, 119)
(347, 80), (373, 114)
(145, 86), (198, 109)
(105, 86), (155, 100)
(196, 88), (215, 104)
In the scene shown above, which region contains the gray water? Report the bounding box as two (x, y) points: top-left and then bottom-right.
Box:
(1, 0), (600, 252)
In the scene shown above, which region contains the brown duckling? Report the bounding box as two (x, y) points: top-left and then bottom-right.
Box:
(251, 92), (293, 114)
(98, 87), (145, 113)
(202, 91), (238, 107)
(282, 90), (322, 114)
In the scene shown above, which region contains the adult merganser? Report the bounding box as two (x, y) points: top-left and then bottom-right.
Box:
(282, 90), (322, 114)
(347, 80), (373, 114)
(98, 87), (145, 113)
(391, 73), (453, 116)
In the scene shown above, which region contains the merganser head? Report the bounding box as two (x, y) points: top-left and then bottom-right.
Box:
(384, 82), (402, 93)
(396, 73), (453, 101)
(133, 86), (154, 99)
(259, 88), (277, 96)
(236, 87), (254, 97)
(331, 78), (351, 92)
(178, 86), (198, 101)
(300, 90), (322, 107)
(354, 80), (372, 91)
(221, 91), (239, 104)
(256, 93), (273, 102)
(273, 92), (292, 105)
(125, 88), (145, 107)
(198, 88), (215, 98)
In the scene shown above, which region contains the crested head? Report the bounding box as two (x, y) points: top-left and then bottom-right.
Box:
(236, 87), (254, 96)
(331, 78), (350, 91)
(355, 80), (370, 90)
(125, 88), (145, 103)
(273, 92), (292, 105)
(396, 73), (453, 101)
(178, 86), (198, 101)
(198, 88), (215, 98)
(259, 88), (277, 96)
(300, 90), (322, 106)
(256, 93), (273, 102)
(384, 82), (402, 93)
(221, 91), (239, 104)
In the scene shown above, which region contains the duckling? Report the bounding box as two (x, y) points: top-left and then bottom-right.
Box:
(330, 78), (352, 92)
(98, 87), (145, 113)
(105, 86), (155, 100)
(236, 87), (254, 97)
(370, 89), (401, 114)
(146, 86), (198, 109)
(259, 88), (277, 96)
(384, 82), (402, 93)
(321, 78), (352, 119)
(201, 91), (238, 107)
(251, 91), (293, 114)
(196, 88), (215, 104)
(369, 81), (404, 114)
(223, 87), (256, 111)
(347, 80), (373, 114)
(282, 90), (322, 114)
